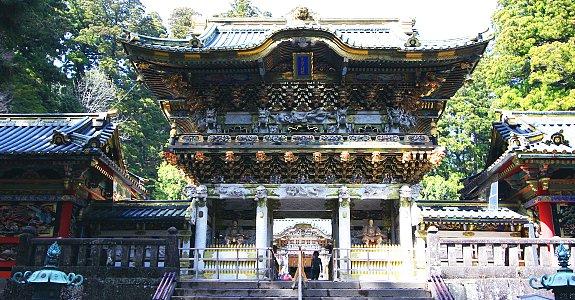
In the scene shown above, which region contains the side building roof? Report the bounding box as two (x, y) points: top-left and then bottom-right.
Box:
(83, 201), (191, 222)
(462, 111), (575, 200)
(0, 113), (146, 197)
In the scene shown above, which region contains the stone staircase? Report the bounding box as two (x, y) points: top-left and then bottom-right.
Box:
(171, 280), (433, 299)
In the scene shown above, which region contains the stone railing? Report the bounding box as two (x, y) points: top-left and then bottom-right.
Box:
(2, 227), (180, 300)
(427, 227), (575, 279)
(15, 227), (179, 276)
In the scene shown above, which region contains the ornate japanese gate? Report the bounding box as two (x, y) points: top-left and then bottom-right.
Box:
(122, 7), (489, 281)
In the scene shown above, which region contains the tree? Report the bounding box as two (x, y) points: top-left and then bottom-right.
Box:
(169, 7), (200, 39)
(75, 68), (118, 113)
(487, 0), (575, 110)
(420, 173), (464, 201)
(64, 0), (170, 191)
(152, 162), (188, 200)
(0, 0), (72, 113)
(435, 60), (494, 178)
(218, 0), (271, 17)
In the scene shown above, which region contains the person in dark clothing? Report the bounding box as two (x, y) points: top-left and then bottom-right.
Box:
(310, 250), (322, 280)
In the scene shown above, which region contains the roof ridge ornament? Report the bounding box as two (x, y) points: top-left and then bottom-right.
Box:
(287, 6), (316, 25)
(51, 129), (70, 145)
(545, 129), (569, 147)
(405, 30), (421, 47)
(189, 35), (203, 48)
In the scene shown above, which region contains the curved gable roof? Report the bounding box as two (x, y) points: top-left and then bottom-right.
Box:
(122, 18), (491, 61)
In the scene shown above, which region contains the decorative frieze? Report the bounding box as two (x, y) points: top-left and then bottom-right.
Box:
(175, 133), (430, 147)
(207, 135), (231, 145)
(236, 135), (258, 145)
(277, 185), (328, 198)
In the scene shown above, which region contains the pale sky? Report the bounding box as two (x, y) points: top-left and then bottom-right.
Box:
(141, 0), (498, 39)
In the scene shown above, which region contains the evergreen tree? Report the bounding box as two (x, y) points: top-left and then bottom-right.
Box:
(169, 7), (200, 39)
(218, 0), (271, 17)
(0, 0), (71, 113)
(488, 0), (575, 110)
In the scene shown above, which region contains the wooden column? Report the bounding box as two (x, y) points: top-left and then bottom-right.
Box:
(537, 201), (555, 238)
(58, 201), (74, 237)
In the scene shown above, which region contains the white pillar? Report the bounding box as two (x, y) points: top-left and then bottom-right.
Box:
(254, 186), (269, 275)
(399, 185), (413, 249)
(194, 185), (208, 271)
(338, 186), (351, 277)
(268, 209), (274, 248)
(399, 184), (414, 278)
(414, 227), (426, 269)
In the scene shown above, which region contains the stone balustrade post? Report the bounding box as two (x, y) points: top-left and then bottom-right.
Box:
(426, 226), (440, 276)
(16, 226), (37, 266)
(194, 185), (208, 271)
(166, 227), (179, 269)
(254, 185), (269, 276)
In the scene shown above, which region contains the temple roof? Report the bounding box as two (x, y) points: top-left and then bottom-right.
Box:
(84, 201), (191, 221)
(127, 21), (486, 53)
(0, 113), (146, 196)
(462, 111), (575, 199)
(122, 14), (490, 64)
(0, 113), (115, 155)
(490, 111), (575, 159)
(420, 206), (529, 224)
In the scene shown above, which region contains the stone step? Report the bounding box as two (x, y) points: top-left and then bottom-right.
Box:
(178, 280), (428, 290)
(172, 297), (433, 300)
(174, 288), (431, 298)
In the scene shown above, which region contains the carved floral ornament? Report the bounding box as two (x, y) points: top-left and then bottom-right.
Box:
(256, 151), (268, 162)
(371, 151), (382, 163)
(194, 151), (207, 162)
(284, 151), (297, 163)
(340, 151), (350, 162)
(313, 151), (322, 162)
(224, 151), (236, 162)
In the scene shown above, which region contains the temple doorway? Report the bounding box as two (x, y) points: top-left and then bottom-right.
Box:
(273, 219), (332, 280)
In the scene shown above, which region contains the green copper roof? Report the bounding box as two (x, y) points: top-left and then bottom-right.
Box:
(126, 23), (488, 53)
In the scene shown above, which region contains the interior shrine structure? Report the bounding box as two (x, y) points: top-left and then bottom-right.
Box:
(121, 8), (489, 280)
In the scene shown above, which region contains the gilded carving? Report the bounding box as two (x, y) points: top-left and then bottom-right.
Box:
(429, 147), (446, 167)
(284, 151), (297, 163)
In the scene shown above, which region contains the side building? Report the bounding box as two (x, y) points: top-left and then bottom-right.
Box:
(462, 111), (575, 238)
(0, 113), (145, 278)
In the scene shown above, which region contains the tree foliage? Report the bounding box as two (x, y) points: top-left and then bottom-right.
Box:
(152, 162), (188, 200)
(0, 0), (72, 113)
(420, 173), (464, 201)
(488, 0), (575, 110)
(218, 0), (271, 17)
(169, 7), (200, 39)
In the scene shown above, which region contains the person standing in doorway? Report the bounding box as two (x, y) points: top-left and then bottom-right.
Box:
(311, 251), (322, 280)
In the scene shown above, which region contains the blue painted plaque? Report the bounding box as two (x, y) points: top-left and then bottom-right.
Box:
(293, 53), (312, 79)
